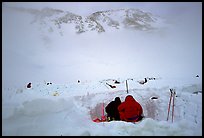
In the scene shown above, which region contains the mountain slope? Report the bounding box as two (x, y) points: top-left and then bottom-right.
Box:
(11, 7), (166, 34)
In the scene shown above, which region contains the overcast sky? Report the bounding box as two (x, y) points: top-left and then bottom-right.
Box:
(2, 2), (202, 88)
(3, 2), (202, 17)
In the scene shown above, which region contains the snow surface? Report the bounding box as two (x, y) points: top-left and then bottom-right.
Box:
(2, 77), (202, 136)
(2, 3), (202, 136)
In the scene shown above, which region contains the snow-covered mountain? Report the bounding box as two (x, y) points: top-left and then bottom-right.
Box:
(12, 7), (165, 34)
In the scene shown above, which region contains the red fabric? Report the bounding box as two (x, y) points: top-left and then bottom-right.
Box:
(93, 117), (101, 122)
(118, 95), (143, 122)
(92, 116), (106, 123)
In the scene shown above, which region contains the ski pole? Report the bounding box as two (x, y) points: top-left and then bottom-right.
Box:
(126, 80), (129, 94)
(172, 90), (176, 123)
(167, 89), (173, 121)
(101, 102), (106, 121)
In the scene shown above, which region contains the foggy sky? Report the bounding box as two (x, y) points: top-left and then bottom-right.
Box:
(2, 2), (202, 88)
(3, 2), (202, 17)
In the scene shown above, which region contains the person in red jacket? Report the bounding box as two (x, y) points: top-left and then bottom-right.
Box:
(118, 95), (143, 122)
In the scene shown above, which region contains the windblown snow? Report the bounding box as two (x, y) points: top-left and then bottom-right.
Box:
(2, 3), (202, 136)
(2, 77), (202, 136)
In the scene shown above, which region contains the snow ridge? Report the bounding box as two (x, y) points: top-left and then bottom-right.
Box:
(11, 7), (166, 34)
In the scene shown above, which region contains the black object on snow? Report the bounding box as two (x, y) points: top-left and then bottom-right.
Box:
(114, 80), (120, 84)
(27, 83), (32, 88)
(106, 83), (116, 88)
(151, 96), (158, 100)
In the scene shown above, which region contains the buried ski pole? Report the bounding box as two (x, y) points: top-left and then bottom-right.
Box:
(101, 102), (106, 122)
(167, 89), (176, 122)
(172, 90), (176, 123)
(167, 89), (173, 121)
(126, 80), (129, 94)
